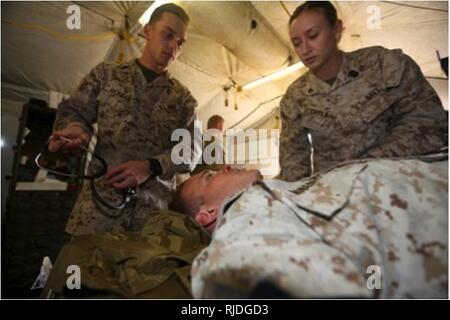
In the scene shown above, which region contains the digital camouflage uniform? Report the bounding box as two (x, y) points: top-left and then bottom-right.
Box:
(191, 156), (448, 299)
(54, 60), (199, 236)
(279, 46), (448, 181)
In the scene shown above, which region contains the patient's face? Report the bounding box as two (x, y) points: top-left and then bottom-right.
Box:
(183, 165), (262, 214)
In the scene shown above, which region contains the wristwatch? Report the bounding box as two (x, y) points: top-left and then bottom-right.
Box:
(148, 158), (162, 178)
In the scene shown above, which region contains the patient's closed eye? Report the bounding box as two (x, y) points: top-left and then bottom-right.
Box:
(206, 171), (216, 180)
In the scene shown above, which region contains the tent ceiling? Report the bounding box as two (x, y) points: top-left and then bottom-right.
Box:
(1, 1), (448, 130)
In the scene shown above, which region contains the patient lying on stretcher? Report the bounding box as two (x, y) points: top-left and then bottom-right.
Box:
(43, 156), (447, 299)
(173, 158), (448, 299)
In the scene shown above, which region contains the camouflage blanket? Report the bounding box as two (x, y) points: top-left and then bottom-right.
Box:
(191, 157), (448, 298)
(43, 210), (210, 299)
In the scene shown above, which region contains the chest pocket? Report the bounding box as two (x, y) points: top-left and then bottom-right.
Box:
(153, 102), (181, 147)
(360, 50), (406, 124)
(299, 100), (336, 134)
(97, 81), (133, 119)
(285, 162), (368, 219)
(360, 90), (398, 124)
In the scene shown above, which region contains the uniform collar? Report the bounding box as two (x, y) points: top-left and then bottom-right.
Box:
(220, 189), (245, 216)
(303, 71), (331, 95)
(122, 60), (175, 87)
(218, 180), (266, 218)
(213, 189), (245, 231)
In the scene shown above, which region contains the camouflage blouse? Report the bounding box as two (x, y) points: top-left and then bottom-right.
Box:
(54, 60), (199, 235)
(279, 46), (448, 181)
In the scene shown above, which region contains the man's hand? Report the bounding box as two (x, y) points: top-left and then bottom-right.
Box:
(103, 160), (151, 189)
(48, 126), (90, 152)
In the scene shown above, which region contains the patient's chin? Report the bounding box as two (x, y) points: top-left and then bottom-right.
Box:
(250, 170), (263, 183)
(205, 220), (216, 233)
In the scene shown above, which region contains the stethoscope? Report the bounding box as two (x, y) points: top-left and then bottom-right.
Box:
(35, 136), (138, 217)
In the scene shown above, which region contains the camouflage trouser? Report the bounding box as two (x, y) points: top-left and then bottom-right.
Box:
(43, 210), (211, 299)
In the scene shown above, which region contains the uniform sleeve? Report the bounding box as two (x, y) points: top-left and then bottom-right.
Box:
(53, 63), (107, 136)
(367, 52), (448, 158)
(278, 90), (311, 181)
(152, 89), (201, 180)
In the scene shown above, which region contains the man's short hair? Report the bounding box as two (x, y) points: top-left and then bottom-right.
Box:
(207, 115), (225, 130)
(170, 181), (203, 216)
(149, 3), (190, 25)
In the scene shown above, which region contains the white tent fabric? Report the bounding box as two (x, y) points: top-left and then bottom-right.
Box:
(1, 1), (448, 211)
(1, 1), (448, 129)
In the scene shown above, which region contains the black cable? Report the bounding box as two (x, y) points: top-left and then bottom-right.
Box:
(229, 94), (284, 129)
(381, 1), (447, 13)
(90, 180), (137, 213)
(35, 139), (136, 213)
(279, 1), (291, 17)
(35, 141), (107, 179)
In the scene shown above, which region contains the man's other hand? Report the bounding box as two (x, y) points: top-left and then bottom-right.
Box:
(103, 160), (151, 189)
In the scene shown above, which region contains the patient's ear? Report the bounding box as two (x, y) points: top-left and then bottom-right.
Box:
(193, 205), (218, 225)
